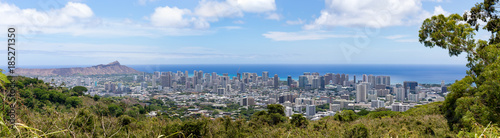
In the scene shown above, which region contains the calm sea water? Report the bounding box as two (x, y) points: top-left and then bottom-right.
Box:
(5, 64), (467, 84)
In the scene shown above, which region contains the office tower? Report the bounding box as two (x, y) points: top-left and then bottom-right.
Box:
(274, 74), (279, 89)
(262, 71), (269, 81)
(299, 75), (308, 88)
(161, 72), (172, 88)
(195, 84), (203, 92)
(368, 75), (375, 87)
(312, 77), (320, 89)
(237, 73), (241, 81)
(376, 76), (382, 85)
(362, 74), (367, 82)
(320, 76), (325, 89)
(330, 104), (341, 112)
(325, 73), (333, 85)
(384, 76), (391, 85)
(340, 74), (346, 85)
(396, 87), (405, 101)
(248, 97), (255, 106)
(217, 87), (225, 95)
(152, 75), (156, 88)
(403, 81), (418, 98)
(193, 70), (198, 85)
(386, 94), (394, 105)
(285, 107), (293, 117)
(239, 83), (245, 92)
(222, 76), (228, 88)
(287, 76), (292, 86)
(212, 72), (217, 83)
(198, 70), (204, 79)
(306, 105), (316, 116)
(356, 83), (367, 103)
(353, 75), (356, 84)
(205, 73), (211, 84)
(334, 74), (340, 85)
(240, 98), (248, 106)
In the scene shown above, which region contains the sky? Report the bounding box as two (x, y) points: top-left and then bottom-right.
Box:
(0, 0), (485, 65)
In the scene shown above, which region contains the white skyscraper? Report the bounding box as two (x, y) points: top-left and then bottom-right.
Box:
(306, 105), (316, 116)
(285, 106), (293, 117)
(396, 87), (405, 102)
(356, 83), (367, 103)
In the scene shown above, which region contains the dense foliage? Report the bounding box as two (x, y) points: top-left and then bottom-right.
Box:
(419, 0), (500, 133)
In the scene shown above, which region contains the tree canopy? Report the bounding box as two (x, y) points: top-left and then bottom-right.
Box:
(419, 0), (500, 131)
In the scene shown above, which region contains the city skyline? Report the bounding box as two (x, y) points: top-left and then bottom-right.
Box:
(0, 0), (482, 65)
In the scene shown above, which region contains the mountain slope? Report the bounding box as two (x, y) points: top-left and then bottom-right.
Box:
(14, 61), (141, 76)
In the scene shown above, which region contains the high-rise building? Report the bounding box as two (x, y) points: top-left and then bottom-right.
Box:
(161, 72), (172, 88)
(320, 76), (325, 89)
(262, 71), (269, 81)
(299, 75), (308, 88)
(396, 87), (405, 101)
(325, 73), (333, 84)
(334, 74), (341, 85)
(287, 76), (292, 86)
(340, 74), (346, 85)
(403, 81), (418, 97)
(237, 73), (241, 81)
(356, 83), (367, 103)
(306, 105), (316, 116)
(274, 74), (279, 89)
(152, 75), (157, 88)
(285, 106), (293, 117)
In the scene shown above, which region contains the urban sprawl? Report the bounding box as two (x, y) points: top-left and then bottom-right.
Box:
(35, 71), (448, 120)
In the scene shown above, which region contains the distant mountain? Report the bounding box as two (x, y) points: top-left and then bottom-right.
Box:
(15, 61), (141, 76)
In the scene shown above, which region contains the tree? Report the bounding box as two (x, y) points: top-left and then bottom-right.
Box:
(291, 114), (308, 128)
(72, 86), (88, 96)
(0, 70), (10, 89)
(266, 104), (285, 116)
(333, 110), (358, 122)
(418, 0), (500, 131)
(66, 96), (82, 108)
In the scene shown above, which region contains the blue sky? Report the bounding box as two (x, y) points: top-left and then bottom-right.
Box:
(0, 0), (483, 65)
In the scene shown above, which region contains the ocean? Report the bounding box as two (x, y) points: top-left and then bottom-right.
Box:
(4, 64), (467, 84)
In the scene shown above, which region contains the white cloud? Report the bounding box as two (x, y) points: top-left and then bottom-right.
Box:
(384, 35), (418, 43)
(230, 0), (276, 13)
(431, 6), (449, 16)
(266, 13), (281, 20)
(385, 35), (408, 39)
(193, 0), (277, 22)
(286, 18), (305, 25)
(138, 0), (159, 5)
(151, 6), (209, 29)
(0, 2), (93, 27)
(194, 0), (243, 20)
(304, 0), (449, 29)
(395, 39), (418, 43)
(263, 31), (360, 41)
(233, 20), (245, 24)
